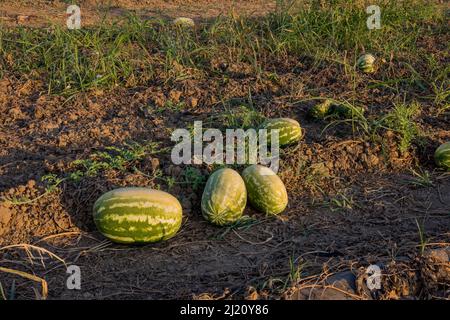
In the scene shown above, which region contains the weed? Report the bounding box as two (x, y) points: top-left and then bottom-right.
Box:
(324, 192), (355, 212)
(181, 166), (206, 191)
(287, 255), (303, 286)
(408, 169), (433, 188)
(215, 216), (260, 240)
(0, 1), (443, 95)
(0, 281), (6, 300)
(69, 142), (162, 181)
(4, 174), (65, 205)
(415, 219), (428, 255)
(381, 102), (422, 155)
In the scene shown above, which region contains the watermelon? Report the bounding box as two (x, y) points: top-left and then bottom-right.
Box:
(259, 118), (302, 147)
(242, 165), (288, 215)
(173, 17), (195, 28)
(93, 187), (183, 244)
(201, 168), (247, 226)
(331, 104), (365, 119)
(308, 99), (333, 119)
(435, 142), (450, 171)
(357, 54), (376, 73)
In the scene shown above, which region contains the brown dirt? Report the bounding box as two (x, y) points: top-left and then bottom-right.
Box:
(0, 0), (276, 27)
(0, 0), (449, 300)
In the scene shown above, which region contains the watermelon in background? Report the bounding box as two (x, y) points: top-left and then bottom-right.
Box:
(357, 53), (376, 73)
(259, 118), (302, 147)
(435, 142), (450, 171)
(308, 99), (333, 119)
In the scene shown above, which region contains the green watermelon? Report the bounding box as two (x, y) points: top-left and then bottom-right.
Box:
(173, 17), (195, 28)
(93, 187), (182, 244)
(331, 104), (365, 119)
(308, 99), (333, 119)
(259, 118), (302, 147)
(435, 142), (450, 171)
(357, 54), (376, 73)
(201, 168), (247, 226)
(242, 165), (288, 215)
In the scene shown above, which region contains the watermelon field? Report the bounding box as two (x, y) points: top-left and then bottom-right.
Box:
(0, 0), (449, 300)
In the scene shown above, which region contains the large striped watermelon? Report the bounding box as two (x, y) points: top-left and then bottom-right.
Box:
(435, 142), (450, 171)
(93, 187), (183, 244)
(201, 168), (247, 226)
(259, 118), (302, 147)
(242, 165), (288, 215)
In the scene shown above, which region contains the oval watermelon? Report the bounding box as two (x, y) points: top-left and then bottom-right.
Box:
(259, 118), (302, 147)
(173, 17), (195, 28)
(201, 168), (247, 226)
(242, 165), (288, 215)
(308, 99), (333, 119)
(357, 54), (376, 73)
(93, 187), (183, 244)
(435, 142), (450, 171)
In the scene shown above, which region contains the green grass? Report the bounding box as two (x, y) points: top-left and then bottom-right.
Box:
(181, 166), (207, 192)
(68, 141), (163, 181)
(415, 218), (428, 255)
(3, 174), (65, 205)
(323, 191), (356, 212)
(220, 104), (265, 130)
(381, 101), (422, 155)
(0, 1), (444, 96)
(214, 216), (260, 240)
(322, 99), (423, 156)
(0, 281), (5, 300)
(408, 168), (433, 188)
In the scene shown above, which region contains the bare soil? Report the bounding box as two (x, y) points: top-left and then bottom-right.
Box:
(0, 0), (449, 300)
(0, 0), (276, 27)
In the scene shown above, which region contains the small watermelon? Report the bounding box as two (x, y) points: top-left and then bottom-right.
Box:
(173, 17), (195, 28)
(435, 142), (450, 171)
(93, 187), (182, 244)
(357, 54), (376, 73)
(331, 104), (365, 119)
(201, 168), (247, 226)
(242, 165), (288, 215)
(259, 118), (302, 147)
(308, 99), (333, 119)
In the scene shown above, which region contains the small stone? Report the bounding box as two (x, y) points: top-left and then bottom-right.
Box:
(151, 158), (160, 171)
(424, 248), (449, 263)
(325, 271), (357, 293)
(27, 179), (36, 189)
(9, 107), (23, 118)
(169, 90), (182, 103)
(188, 97), (199, 108)
(369, 154), (379, 166)
(0, 205), (12, 226)
(17, 15), (30, 24)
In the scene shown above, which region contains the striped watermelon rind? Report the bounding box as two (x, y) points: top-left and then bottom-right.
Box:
(357, 54), (376, 73)
(331, 104), (365, 119)
(173, 17), (195, 28)
(259, 118), (302, 147)
(242, 165), (288, 215)
(435, 142), (450, 171)
(308, 100), (333, 119)
(93, 187), (183, 244)
(201, 168), (247, 226)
